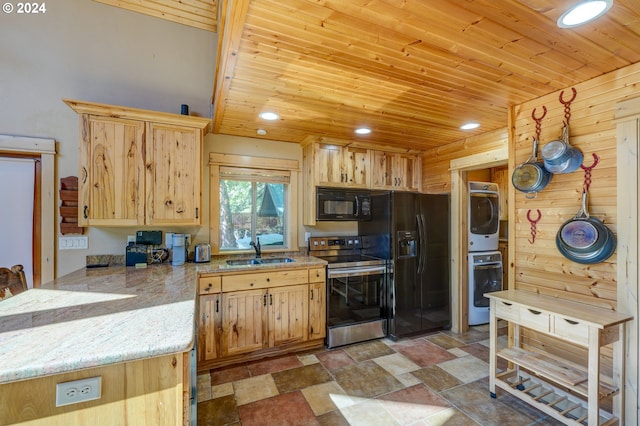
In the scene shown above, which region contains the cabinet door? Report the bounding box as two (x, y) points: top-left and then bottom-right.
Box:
(371, 151), (394, 188)
(221, 289), (267, 356)
(308, 281), (326, 340)
(79, 115), (145, 226)
(316, 144), (345, 185)
(145, 123), (202, 225)
(268, 284), (309, 347)
(198, 293), (221, 362)
(343, 147), (370, 187)
(394, 154), (421, 191)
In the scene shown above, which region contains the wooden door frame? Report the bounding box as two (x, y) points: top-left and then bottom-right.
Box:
(615, 97), (640, 425)
(449, 147), (508, 333)
(0, 135), (55, 286)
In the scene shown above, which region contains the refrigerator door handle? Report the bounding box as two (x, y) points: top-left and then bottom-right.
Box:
(416, 214), (424, 274)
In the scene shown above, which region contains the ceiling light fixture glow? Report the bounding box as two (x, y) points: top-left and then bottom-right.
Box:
(355, 127), (371, 135)
(256, 129), (267, 135)
(259, 112), (279, 120)
(460, 122), (480, 130)
(557, 0), (612, 28)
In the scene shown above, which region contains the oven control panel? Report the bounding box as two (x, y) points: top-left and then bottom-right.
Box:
(309, 236), (361, 251)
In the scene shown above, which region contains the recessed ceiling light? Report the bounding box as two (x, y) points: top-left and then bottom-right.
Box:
(557, 0), (612, 28)
(355, 127), (371, 135)
(256, 129), (267, 135)
(259, 112), (279, 120)
(460, 122), (480, 130)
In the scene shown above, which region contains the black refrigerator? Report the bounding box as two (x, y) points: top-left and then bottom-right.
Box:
(359, 191), (450, 340)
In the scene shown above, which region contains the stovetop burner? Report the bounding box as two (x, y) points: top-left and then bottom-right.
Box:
(309, 236), (385, 268)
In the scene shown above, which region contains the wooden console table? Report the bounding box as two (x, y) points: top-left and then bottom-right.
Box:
(486, 290), (632, 426)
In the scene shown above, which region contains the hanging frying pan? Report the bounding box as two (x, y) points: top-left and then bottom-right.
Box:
(512, 137), (552, 199)
(556, 191), (616, 264)
(541, 123), (583, 174)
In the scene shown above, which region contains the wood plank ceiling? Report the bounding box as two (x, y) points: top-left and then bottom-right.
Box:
(96, 0), (640, 152)
(213, 0), (640, 151)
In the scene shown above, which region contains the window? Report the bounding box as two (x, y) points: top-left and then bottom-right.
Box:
(210, 154), (299, 254)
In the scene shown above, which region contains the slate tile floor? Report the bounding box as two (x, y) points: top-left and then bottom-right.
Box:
(197, 323), (562, 425)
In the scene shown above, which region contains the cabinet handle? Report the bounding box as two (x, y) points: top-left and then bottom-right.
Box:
(266, 278), (270, 282)
(269, 294), (273, 305)
(195, 207), (199, 219)
(310, 289), (314, 300)
(83, 205), (88, 219)
(563, 318), (579, 325)
(201, 311), (205, 324)
(502, 302), (512, 306)
(263, 294), (267, 306)
(250, 282), (254, 287)
(215, 298), (219, 313)
(528, 309), (542, 315)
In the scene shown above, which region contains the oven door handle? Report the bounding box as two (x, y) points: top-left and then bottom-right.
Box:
(473, 263), (502, 270)
(327, 266), (387, 278)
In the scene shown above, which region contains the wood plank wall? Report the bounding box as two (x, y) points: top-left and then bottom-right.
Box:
(422, 128), (508, 194)
(423, 61), (640, 380)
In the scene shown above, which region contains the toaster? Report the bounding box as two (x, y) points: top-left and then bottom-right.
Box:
(194, 243), (211, 263)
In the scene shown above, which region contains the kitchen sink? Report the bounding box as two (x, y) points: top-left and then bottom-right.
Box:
(225, 257), (295, 266)
(258, 257), (295, 264)
(226, 259), (262, 266)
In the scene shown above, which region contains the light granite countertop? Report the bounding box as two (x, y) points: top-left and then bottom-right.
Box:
(0, 255), (326, 384)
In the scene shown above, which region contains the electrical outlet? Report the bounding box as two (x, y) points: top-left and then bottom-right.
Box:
(56, 376), (101, 407)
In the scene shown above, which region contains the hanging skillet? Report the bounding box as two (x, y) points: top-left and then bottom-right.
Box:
(541, 88), (583, 174)
(556, 190), (616, 264)
(512, 106), (552, 199)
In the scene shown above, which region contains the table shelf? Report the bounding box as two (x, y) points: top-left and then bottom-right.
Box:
(486, 290), (632, 426)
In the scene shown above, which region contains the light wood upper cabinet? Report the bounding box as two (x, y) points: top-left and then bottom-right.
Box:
(64, 99), (210, 227)
(146, 123), (202, 225)
(314, 143), (371, 187)
(78, 115), (145, 226)
(371, 151), (422, 191)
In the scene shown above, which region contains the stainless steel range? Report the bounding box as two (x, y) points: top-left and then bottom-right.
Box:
(309, 236), (388, 348)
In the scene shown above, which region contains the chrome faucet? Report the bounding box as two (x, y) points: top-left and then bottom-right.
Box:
(249, 237), (261, 258)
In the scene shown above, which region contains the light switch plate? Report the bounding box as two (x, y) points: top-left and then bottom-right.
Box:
(59, 236), (89, 250)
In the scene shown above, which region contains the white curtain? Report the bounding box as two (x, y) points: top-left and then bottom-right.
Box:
(0, 157), (35, 288)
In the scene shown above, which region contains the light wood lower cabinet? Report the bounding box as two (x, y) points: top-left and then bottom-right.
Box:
(198, 266), (326, 370)
(0, 353), (190, 426)
(487, 290), (633, 426)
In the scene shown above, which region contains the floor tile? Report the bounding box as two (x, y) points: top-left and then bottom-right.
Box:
(425, 333), (465, 350)
(395, 371), (423, 388)
(212, 382), (234, 399)
(211, 364), (251, 385)
(273, 362), (333, 393)
(378, 384), (451, 424)
(448, 347), (469, 357)
(316, 409), (350, 426)
(339, 397), (399, 426)
(343, 340), (396, 362)
(444, 328), (489, 344)
(373, 352), (421, 376)
(411, 365), (463, 392)
(247, 354), (302, 376)
(437, 355), (490, 384)
(441, 380), (544, 425)
(301, 380), (350, 416)
(299, 353), (321, 365)
(233, 373), (280, 406)
(332, 360), (404, 398)
(316, 349), (356, 370)
(391, 338), (457, 367)
(238, 390), (320, 426)
(197, 372), (213, 402)
(197, 394), (239, 426)
(423, 407), (480, 425)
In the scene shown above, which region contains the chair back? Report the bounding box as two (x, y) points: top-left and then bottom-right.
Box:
(0, 264), (28, 300)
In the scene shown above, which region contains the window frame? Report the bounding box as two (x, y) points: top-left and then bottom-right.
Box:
(209, 153), (299, 255)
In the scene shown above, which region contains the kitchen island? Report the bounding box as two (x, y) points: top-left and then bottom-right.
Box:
(0, 254), (325, 425)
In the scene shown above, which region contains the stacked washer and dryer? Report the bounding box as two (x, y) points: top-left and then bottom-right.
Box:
(467, 182), (503, 325)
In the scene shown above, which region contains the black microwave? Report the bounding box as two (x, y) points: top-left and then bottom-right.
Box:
(316, 187), (372, 221)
